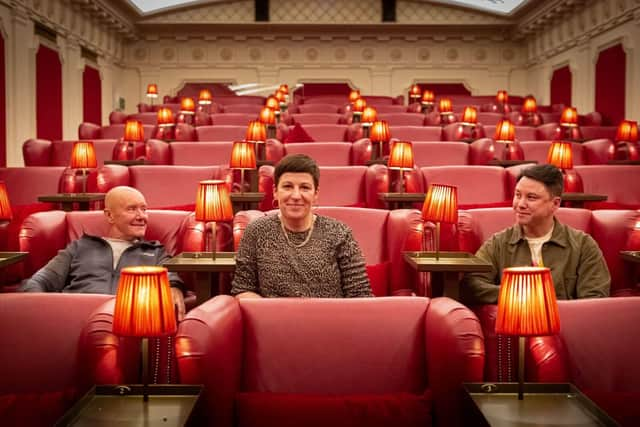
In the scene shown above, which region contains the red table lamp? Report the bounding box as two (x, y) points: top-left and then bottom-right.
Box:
(146, 84), (158, 105)
(195, 180), (234, 260)
(245, 120), (267, 161)
(421, 183), (458, 260)
(70, 140), (97, 193)
(113, 266), (177, 401)
(421, 90), (435, 113)
(0, 181), (13, 224)
(352, 98), (367, 123)
(361, 107), (378, 138)
(348, 89), (360, 104)
(409, 84), (422, 103)
(387, 140), (414, 193)
(494, 119), (524, 161)
(438, 98), (455, 125)
(179, 97), (196, 125)
(156, 107), (175, 140)
(547, 141), (583, 192)
(229, 141), (257, 193)
(615, 119), (639, 161)
(259, 107), (276, 139)
(370, 120), (390, 160)
(496, 266), (560, 400)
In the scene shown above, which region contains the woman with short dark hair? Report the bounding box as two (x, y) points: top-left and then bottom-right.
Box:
(231, 154), (372, 298)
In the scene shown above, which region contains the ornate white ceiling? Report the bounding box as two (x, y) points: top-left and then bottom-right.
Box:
(127, 0), (532, 16)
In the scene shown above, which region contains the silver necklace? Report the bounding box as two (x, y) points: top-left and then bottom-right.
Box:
(280, 214), (316, 248)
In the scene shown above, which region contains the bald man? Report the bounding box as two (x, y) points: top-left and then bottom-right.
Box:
(20, 186), (185, 320)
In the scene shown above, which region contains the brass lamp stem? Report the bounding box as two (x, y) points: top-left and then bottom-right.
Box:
(210, 221), (217, 260)
(82, 168), (87, 194)
(240, 169), (245, 194)
(435, 221), (441, 260)
(141, 337), (149, 402)
(518, 336), (525, 400)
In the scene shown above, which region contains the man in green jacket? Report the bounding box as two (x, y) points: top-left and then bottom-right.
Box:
(461, 164), (610, 305)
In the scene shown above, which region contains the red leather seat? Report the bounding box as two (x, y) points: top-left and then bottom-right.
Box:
(283, 142), (352, 166)
(175, 295), (485, 427)
(0, 293), (116, 427)
(233, 207), (423, 296)
(209, 113), (257, 126)
(474, 298), (640, 427)
(221, 104), (263, 114)
(288, 113), (345, 125)
(195, 125), (248, 142)
(457, 207), (640, 296)
(378, 112), (426, 126)
(23, 138), (119, 166)
(96, 164), (233, 209)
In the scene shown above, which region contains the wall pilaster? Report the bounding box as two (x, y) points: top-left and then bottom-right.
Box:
(60, 35), (84, 140)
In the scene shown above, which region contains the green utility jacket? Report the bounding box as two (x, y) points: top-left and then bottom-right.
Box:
(461, 218), (610, 305)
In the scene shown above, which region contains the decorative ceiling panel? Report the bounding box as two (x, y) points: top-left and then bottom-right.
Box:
(138, 0), (254, 23)
(270, 0), (381, 24)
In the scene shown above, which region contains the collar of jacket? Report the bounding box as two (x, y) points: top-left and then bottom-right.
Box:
(81, 233), (164, 249)
(508, 217), (569, 249)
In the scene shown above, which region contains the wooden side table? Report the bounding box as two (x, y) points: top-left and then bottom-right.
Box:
(37, 193), (105, 211)
(103, 159), (146, 166)
(0, 252), (27, 269)
(163, 252), (236, 304)
(561, 193), (607, 209)
(378, 192), (425, 210)
(230, 192), (264, 213)
(404, 251), (492, 299)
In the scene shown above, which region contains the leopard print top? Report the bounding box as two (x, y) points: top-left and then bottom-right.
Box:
(231, 214), (372, 298)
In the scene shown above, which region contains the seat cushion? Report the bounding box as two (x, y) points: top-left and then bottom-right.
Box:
(236, 391), (432, 427)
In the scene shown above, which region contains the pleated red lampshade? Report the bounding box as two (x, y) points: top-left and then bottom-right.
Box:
(113, 266), (177, 338)
(496, 90), (508, 104)
(616, 120), (638, 143)
(461, 106), (478, 126)
(198, 89), (213, 105)
(180, 97), (195, 114)
(246, 120), (266, 143)
(146, 84), (158, 98)
(494, 119), (515, 143)
(278, 84), (289, 95)
(438, 98), (452, 114)
(195, 180), (234, 223)
(157, 108), (174, 127)
(275, 90), (286, 104)
(362, 107), (377, 124)
(229, 141), (257, 170)
(124, 120), (145, 142)
(422, 90), (434, 105)
(496, 267), (560, 336)
(70, 141), (97, 169)
(388, 141), (414, 170)
(259, 107), (276, 125)
(370, 120), (390, 143)
(522, 96), (537, 114)
(560, 107), (578, 127)
(349, 89), (360, 103)
(265, 96), (279, 111)
(353, 98), (367, 113)
(0, 182), (13, 222)
(547, 141), (573, 169)
(422, 184), (458, 224)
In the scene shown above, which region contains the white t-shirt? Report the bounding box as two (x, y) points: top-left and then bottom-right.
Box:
(525, 226), (554, 267)
(104, 238), (134, 268)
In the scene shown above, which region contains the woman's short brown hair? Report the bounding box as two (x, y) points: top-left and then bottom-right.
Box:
(274, 154), (320, 189)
